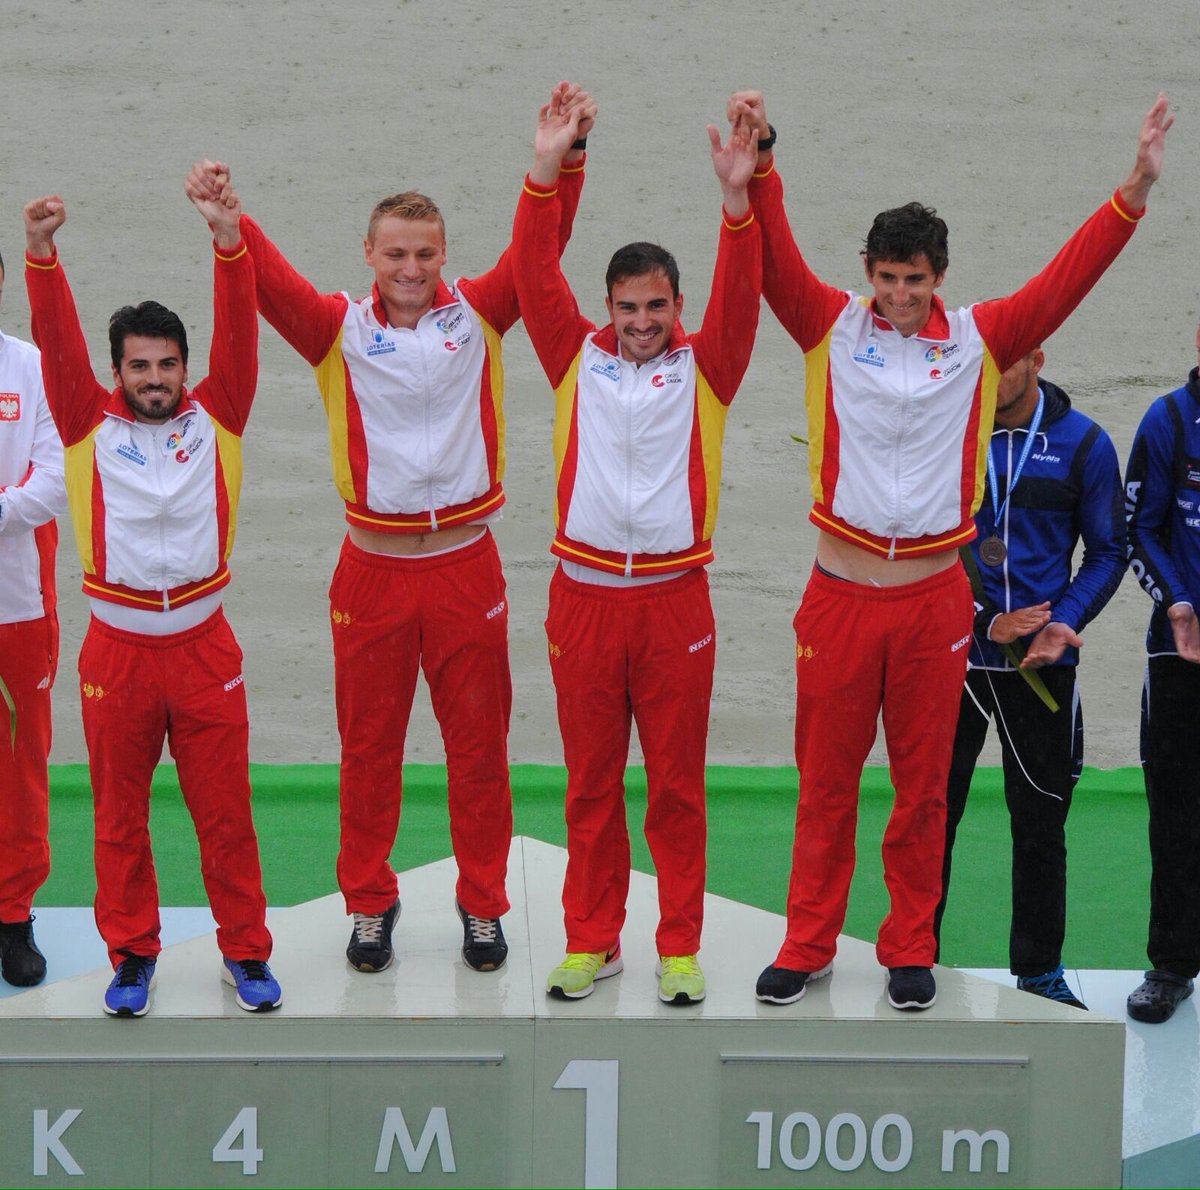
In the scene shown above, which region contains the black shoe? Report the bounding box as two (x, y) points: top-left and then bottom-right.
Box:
(456, 900), (508, 971)
(887, 966), (937, 1010)
(1127, 970), (1195, 1024)
(755, 962), (832, 1005)
(0, 916), (47, 987)
(346, 899), (400, 972)
(1016, 964), (1087, 1010)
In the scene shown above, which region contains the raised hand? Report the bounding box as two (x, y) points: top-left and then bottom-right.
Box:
(555, 80), (597, 144)
(530, 83), (586, 186)
(1120, 93), (1173, 210)
(24, 196), (66, 257)
(707, 107), (758, 218)
(185, 159), (242, 247)
(726, 90), (769, 140)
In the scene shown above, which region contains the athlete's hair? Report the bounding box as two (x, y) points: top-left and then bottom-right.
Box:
(367, 191), (445, 242)
(108, 302), (189, 369)
(862, 202), (949, 276)
(605, 242), (680, 299)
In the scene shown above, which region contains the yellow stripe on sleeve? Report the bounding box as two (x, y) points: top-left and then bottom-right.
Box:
(313, 327), (356, 501)
(65, 433), (99, 574)
(552, 355), (584, 527)
(696, 375), (730, 540)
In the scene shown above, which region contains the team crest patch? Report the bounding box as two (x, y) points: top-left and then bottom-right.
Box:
(0, 393), (19, 421)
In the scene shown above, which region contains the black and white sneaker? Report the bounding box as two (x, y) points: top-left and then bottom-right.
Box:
(347, 899), (400, 972)
(456, 900), (508, 972)
(886, 966), (937, 1010)
(755, 963), (833, 1004)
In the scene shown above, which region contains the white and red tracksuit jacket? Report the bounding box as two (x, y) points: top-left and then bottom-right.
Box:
(512, 174), (762, 576)
(238, 164), (585, 534)
(25, 242), (258, 610)
(749, 159), (1143, 559)
(0, 331), (64, 624)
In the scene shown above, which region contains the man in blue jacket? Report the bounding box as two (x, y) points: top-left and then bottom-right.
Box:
(1125, 327), (1200, 1024)
(934, 347), (1125, 1009)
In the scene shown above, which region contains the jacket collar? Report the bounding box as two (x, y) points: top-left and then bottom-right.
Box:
(370, 280), (458, 329)
(869, 292), (951, 341)
(102, 387), (196, 424)
(590, 320), (689, 362)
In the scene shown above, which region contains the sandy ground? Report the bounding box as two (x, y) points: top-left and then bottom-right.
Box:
(3, 0), (1198, 770)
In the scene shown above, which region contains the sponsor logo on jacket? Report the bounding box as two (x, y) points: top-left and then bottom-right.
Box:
(0, 393), (19, 420)
(852, 344), (885, 368)
(651, 372), (684, 388)
(366, 328), (397, 357)
(589, 359), (621, 382)
(117, 442), (148, 466)
(925, 343), (960, 364)
(929, 362), (962, 381)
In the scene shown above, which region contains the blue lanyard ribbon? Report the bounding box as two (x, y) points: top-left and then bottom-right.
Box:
(988, 390), (1045, 528)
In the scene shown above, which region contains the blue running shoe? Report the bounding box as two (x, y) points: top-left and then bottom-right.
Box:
(103, 954), (156, 1017)
(222, 957), (283, 1013)
(1017, 965), (1087, 1010)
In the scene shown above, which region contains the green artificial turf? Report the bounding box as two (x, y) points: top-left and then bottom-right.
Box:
(42, 763), (1151, 971)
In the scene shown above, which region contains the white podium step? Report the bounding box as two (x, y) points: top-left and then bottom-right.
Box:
(0, 838), (1155, 1187)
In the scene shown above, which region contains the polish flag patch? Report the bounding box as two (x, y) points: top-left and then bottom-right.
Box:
(0, 394), (19, 421)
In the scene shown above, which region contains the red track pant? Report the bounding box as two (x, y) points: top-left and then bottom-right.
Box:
(776, 563), (973, 971)
(332, 531), (513, 918)
(79, 610), (272, 967)
(547, 566), (715, 956)
(0, 615), (56, 921)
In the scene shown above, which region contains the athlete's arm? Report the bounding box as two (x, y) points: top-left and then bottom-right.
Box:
(185, 172), (259, 434)
(23, 196), (109, 447)
(691, 110), (762, 402)
(730, 90), (847, 353)
(463, 82), (596, 333)
(512, 91), (597, 387)
(0, 382), (65, 536)
(975, 96), (1172, 371)
(1050, 428), (1126, 635)
(1126, 399), (1194, 647)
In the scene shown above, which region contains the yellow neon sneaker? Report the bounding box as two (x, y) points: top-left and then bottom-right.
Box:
(657, 954), (706, 1004)
(546, 947), (623, 1000)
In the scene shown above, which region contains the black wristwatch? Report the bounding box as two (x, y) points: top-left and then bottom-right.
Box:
(757, 124), (777, 153)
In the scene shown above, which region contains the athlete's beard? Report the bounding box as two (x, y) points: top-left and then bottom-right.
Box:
(123, 383), (181, 423)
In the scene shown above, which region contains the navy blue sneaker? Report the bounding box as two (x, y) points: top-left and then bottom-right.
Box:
(886, 966), (937, 1010)
(103, 954), (157, 1017)
(222, 958), (283, 1013)
(1017, 964), (1087, 1010)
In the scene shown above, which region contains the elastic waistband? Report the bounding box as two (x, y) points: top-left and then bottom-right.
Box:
(86, 606), (229, 649)
(340, 526), (496, 572)
(806, 558), (967, 603)
(552, 562), (706, 604)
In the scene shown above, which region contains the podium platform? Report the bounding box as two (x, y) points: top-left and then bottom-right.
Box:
(0, 838), (1136, 1187)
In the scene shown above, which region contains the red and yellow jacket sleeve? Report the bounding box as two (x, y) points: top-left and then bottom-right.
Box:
(512, 173), (597, 388)
(24, 250), (109, 448)
(748, 158), (851, 354)
(464, 157), (589, 337)
(973, 189), (1142, 372)
(189, 239), (259, 435)
(690, 206), (762, 404)
(239, 214), (348, 367)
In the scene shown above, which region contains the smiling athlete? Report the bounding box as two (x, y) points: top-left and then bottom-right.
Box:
(513, 93), (762, 1005)
(734, 90), (1172, 1012)
(186, 82), (596, 978)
